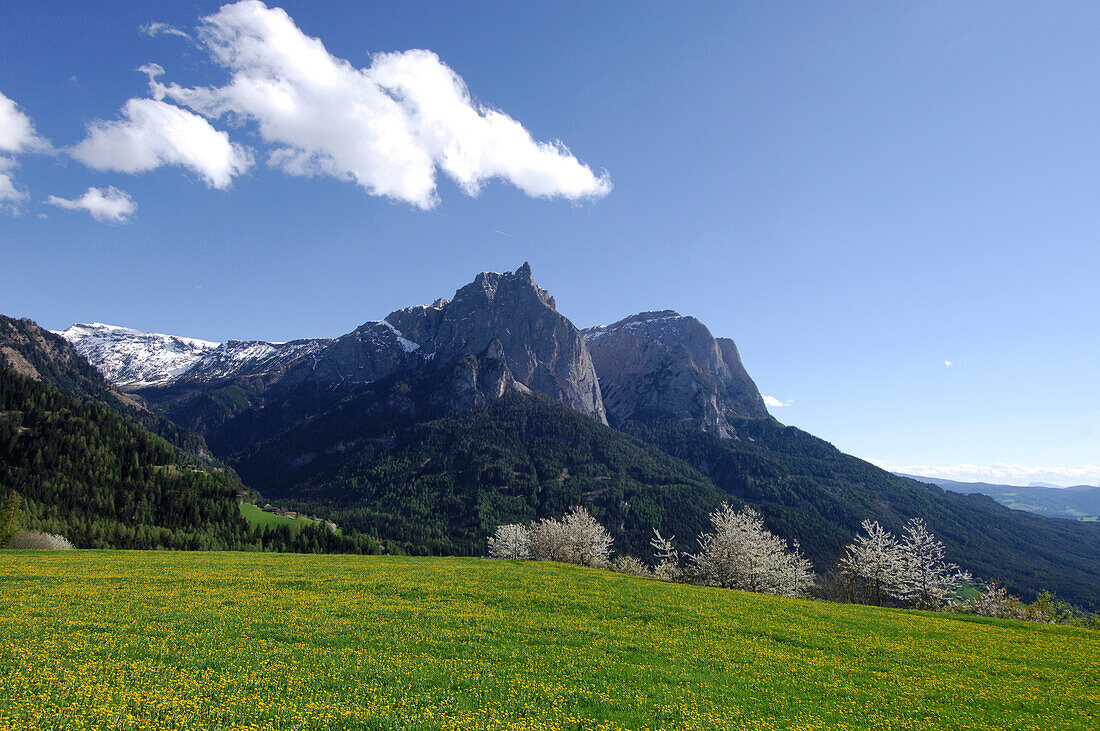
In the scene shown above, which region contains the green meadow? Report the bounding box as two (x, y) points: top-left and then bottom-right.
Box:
(0, 551), (1096, 730)
(238, 502), (322, 531)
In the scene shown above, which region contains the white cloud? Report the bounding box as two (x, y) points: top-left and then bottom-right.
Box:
(140, 22), (192, 41)
(0, 156), (27, 207)
(71, 97), (252, 188)
(763, 395), (793, 408)
(0, 90), (47, 154)
(0, 89), (50, 210)
(944, 360), (952, 367)
(46, 186), (137, 223)
(880, 461), (1100, 487)
(150, 0), (610, 208)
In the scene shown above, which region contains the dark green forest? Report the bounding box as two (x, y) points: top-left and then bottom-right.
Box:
(232, 386), (726, 558)
(0, 367), (377, 554)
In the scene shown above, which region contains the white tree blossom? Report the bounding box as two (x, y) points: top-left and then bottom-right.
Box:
(690, 503), (814, 598)
(963, 580), (1028, 620)
(899, 517), (971, 609)
(837, 519), (907, 606)
(612, 555), (651, 577)
(487, 523), (531, 560)
(528, 516), (569, 563)
(6, 530), (73, 550)
(529, 506), (613, 568)
(650, 528), (681, 581)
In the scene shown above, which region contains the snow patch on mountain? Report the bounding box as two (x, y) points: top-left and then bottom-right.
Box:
(56, 322), (221, 388)
(183, 339), (330, 381)
(582, 310), (682, 341)
(376, 320), (420, 353)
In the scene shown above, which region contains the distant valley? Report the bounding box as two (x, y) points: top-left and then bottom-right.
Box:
(899, 474), (1100, 521)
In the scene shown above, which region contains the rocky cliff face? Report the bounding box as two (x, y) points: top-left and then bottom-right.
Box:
(60, 263), (605, 424)
(387, 263), (606, 423)
(582, 311), (767, 436)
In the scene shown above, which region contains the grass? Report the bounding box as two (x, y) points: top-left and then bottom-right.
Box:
(238, 502), (319, 530)
(0, 552), (1096, 730)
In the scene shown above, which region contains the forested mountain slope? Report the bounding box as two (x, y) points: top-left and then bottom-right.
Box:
(0, 321), (377, 554)
(620, 416), (1100, 609)
(1, 316), (216, 464)
(0, 366), (252, 549)
(223, 363), (725, 558)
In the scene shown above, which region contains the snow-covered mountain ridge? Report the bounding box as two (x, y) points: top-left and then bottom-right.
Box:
(55, 323), (221, 388)
(56, 322), (412, 390)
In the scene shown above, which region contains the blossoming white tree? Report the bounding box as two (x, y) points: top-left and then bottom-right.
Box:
(487, 523), (532, 560)
(612, 555), (651, 577)
(650, 528), (681, 581)
(690, 503), (814, 598)
(528, 506), (614, 568)
(528, 516), (569, 562)
(838, 517), (969, 608)
(899, 517), (971, 608)
(836, 519), (907, 606)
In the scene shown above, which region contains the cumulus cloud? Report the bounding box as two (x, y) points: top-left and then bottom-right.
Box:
(0, 89), (50, 209)
(763, 395), (793, 408)
(148, 0), (610, 208)
(71, 96), (252, 188)
(881, 461), (1100, 487)
(0, 90), (48, 154)
(46, 186), (137, 223)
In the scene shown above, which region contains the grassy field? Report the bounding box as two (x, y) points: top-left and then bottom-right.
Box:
(0, 552), (1096, 730)
(238, 502), (320, 530)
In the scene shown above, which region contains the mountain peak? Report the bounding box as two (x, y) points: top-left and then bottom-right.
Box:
(386, 263), (603, 422)
(582, 311), (768, 434)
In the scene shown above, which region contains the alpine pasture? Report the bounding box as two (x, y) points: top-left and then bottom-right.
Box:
(1, 551), (1096, 730)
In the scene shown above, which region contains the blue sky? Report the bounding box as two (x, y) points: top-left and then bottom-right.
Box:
(1, 1), (1098, 485)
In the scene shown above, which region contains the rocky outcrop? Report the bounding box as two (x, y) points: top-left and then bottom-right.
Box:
(582, 311), (767, 436)
(60, 263), (606, 424)
(3, 317), (109, 384)
(387, 263), (606, 423)
(442, 339), (534, 413)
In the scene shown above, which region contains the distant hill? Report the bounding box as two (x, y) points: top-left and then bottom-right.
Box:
(899, 474), (1100, 521)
